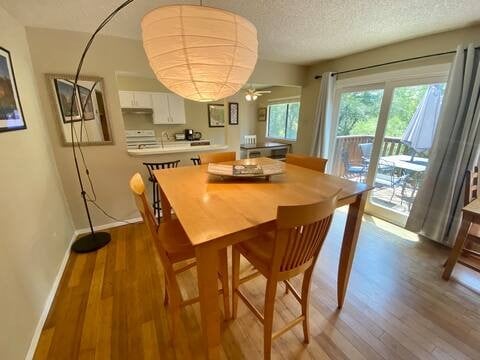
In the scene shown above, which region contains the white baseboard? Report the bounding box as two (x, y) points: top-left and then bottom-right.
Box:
(25, 216), (142, 359)
(75, 217), (142, 235)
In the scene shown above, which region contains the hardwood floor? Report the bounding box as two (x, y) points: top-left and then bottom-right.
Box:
(34, 208), (480, 359)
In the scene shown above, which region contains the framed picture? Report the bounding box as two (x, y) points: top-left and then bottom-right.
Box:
(228, 102), (239, 125)
(0, 47), (26, 132)
(53, 78), (82, 123)
(47, 74), (113, 146)
(208, 104), (225, 127)
(258, 107), (267, 122)
(77, 84), (95, 120)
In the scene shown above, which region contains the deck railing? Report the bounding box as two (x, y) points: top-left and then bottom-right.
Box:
(331, 135), (412, 177)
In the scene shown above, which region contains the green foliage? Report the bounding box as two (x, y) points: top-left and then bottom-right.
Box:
(267, 102), (300, 140)
(336, 84), (446, 138)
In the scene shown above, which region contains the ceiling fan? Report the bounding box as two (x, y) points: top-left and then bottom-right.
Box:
(245, 88), (271, 101)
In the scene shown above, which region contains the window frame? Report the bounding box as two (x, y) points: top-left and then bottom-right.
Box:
(266, 98), (300, 141)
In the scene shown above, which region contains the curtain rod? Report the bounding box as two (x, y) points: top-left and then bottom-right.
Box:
(313, 49), (461, 80)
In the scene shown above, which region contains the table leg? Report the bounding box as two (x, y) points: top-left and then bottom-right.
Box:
(196, 244), (221, 360)
(442, 213), (471, 280)
(337, 192), (367, 308)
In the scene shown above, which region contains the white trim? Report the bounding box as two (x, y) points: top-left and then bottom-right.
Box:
(335, 63), (451, 89)
(25, 231), (76, 360)
(75, 217), (142, 235)
(267, 96), (300, 103)
(25, 216), (142, 359)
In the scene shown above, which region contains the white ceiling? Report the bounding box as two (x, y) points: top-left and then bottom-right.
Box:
(2, 0), (479, 65)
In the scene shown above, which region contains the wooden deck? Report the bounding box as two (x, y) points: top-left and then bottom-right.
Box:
(34, 209), (480, 359)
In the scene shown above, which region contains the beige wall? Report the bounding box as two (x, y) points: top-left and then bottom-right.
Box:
(0, 7), (74, 360)
(295, 24), (480, 155)
(255, 86), (302, 144)
(26, 27), (307, 229)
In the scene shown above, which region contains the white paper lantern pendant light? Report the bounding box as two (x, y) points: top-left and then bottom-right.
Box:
(141, 2), (258, 102)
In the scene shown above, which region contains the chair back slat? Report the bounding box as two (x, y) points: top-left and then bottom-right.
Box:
(286, 153), (327, 173)
(191, 157), (201, 165)
(465, 166), (479, 205)
(199, 151), (236, 164)
(143, 160), (180, 180)
(244, 135), (257, 145)
(273, 190), (340, 274)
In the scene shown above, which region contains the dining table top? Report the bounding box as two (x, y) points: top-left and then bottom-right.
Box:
(154, 157), (372, 247)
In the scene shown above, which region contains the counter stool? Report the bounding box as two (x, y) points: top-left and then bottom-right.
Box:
(143, 160), (180, 221)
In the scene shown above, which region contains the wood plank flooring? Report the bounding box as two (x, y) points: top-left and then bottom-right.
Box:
(33, 208), (480, 359)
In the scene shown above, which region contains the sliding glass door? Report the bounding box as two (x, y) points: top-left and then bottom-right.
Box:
(332, 75), (447, 226)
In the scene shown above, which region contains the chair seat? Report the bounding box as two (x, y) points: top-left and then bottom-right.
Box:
(158, 219), (195, 261)
(237, 231), (275, 265)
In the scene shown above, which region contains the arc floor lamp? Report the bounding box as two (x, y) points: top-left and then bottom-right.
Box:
(70, 0), (258, 252)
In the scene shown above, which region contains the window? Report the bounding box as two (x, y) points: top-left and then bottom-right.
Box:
(266, 101), (300, 140)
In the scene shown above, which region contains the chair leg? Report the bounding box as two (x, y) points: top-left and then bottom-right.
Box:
(168, 285), (182, 344)
(232, 247), (240, 319)
(219, 248), (231, 320)
(283, 280), (289, 294)
(263, 279), (277, 360)
(301, 267), (314, 344)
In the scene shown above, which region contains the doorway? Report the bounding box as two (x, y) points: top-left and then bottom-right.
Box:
(331, 69), (448, 226)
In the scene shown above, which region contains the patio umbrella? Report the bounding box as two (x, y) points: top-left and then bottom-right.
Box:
(402, 84), (444, 153)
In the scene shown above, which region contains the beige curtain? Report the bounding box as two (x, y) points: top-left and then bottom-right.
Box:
(406, 44), (480, 245)
(310, 72), (336, 159)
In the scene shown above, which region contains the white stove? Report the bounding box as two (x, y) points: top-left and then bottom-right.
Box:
(125, 130), (159, 149)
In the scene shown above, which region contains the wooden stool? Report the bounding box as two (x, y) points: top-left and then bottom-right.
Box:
(143, 160), (180, 221)
(232, 190), (340, 359)
(443, 166), (480, 279)
(129, 173), (230, 341)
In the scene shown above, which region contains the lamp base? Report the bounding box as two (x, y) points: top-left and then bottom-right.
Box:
(71, 231), (111, 253)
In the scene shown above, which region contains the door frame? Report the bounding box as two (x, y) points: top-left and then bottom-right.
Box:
(331, 63), (451, 226)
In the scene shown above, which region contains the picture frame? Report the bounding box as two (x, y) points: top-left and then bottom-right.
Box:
(258, 107), (267, 122)
(53, 78), (82, 123)
(0, 47), (26, 133)
(47, 74), (113, 146)
(228, 102), (239, 125)
(208, 103), (225, 127)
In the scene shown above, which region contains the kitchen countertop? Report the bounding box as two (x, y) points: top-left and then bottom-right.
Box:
(127, 143), (229, 156)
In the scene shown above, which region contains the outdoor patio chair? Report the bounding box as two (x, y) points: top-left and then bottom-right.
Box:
(374, 160), (410, 202)
(341, 150), (366, 181)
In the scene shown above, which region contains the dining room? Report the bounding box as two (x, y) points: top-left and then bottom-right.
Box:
(2, 1), (480, 360)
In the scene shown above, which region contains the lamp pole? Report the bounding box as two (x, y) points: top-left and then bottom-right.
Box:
(70, 0), (135, 253)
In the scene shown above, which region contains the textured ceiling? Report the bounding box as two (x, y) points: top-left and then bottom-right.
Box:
(1, 0), (479, 65)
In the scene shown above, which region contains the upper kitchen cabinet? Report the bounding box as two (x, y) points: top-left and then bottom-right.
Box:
(119, 91), (152, 108)
(152, 92), (186, 124)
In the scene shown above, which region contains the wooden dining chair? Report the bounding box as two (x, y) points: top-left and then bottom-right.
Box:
(286, 153), (328, 173)
(129, 173), (230, 340)
(444, 166), (480, 274)
(232, 190), (340, 359)
(198, 151), (236, 164)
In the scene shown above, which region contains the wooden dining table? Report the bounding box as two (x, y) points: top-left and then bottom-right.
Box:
(154, 157), (372, 359)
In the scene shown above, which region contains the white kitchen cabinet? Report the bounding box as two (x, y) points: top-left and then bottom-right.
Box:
(167, 93), (186, 124)
(151, 92), (170, 124)
(119, 91), (135, 108)
(134, 92), (153, 108)
(118, 91), (152, 108)
(151, 92), (186, 124)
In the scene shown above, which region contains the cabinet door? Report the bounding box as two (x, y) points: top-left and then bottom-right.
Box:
(167, 94), (186, 124)
(151, 93), (170, 124)
(133, 92), (152, 108)
(118, 91), (135, 108)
